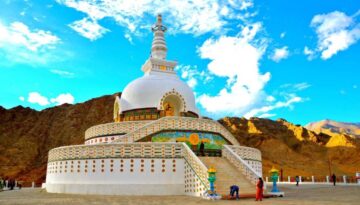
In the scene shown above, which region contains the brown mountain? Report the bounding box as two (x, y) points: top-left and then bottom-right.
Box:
(306, 119), (360, 139)
(219, 117), (360, 178)
(0, 94), (359, 183)
(305, 120), (360, 148)
(0, 94), (117, 183)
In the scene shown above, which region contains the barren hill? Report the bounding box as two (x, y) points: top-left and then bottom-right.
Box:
(306, 119), (360, 139)
(0, 94), (359, 183)
(219, 117), (360, 178)
(0, 94), (116, 182)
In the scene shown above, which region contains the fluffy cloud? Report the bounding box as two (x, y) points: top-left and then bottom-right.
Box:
(69, 18), (109, 41)
(244, 95), (302, 118)
(307, 10), (360, 60)
(258, 113), (276, 118)
(197, 23), (271, 116)
(0, 21), (60, 65)
(26, 92), (75, 106)
(50, 93), (75, 105)
(0, 21), (60, 51)
(28, 92), (50, 106)
(270, 46), (289, 62)
(303, 46), (315, 60)
(56, 0), (255, 39)
(176, 65), (213, 89)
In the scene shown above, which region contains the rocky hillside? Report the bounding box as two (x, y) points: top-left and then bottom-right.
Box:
(0, 94), (359, 183)
(219, 117), (360, 177)
(306, 119), (360, 139)
(0, 94), (117, 183)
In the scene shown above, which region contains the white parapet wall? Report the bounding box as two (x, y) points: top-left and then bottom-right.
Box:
(46, 158), (185, 195)
(45, 142), (209, 196)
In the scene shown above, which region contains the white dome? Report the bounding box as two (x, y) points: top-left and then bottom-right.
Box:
(120, 72), (199, 115)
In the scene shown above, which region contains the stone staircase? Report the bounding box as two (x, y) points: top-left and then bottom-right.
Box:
(199, 156), (256, 196)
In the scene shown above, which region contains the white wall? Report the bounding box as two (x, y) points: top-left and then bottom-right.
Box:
(46, 158), (185, 195)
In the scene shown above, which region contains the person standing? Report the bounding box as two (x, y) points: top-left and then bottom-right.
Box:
(255, 177), (264, 201)
(332, 174), (337, 186)
(199, 141), (205, 156)
(295, 176), (299, 186)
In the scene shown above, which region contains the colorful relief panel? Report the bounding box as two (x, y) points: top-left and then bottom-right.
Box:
(151, 131), (229, 150)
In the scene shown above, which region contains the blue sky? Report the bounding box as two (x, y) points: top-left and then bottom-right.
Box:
(0, 0), (359, 125)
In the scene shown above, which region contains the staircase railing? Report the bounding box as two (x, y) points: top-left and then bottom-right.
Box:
(181, 143), (209, 192)
(223, 145), (262, 185)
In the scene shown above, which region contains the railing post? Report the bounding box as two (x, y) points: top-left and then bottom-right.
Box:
(288, 176), (290, 183)
(343, 175), (347, 184)
(312, 176), (315, 183)
(32, 181), (35, 188)
(266, 177), (268, 182)
(326, 176), (329, 183)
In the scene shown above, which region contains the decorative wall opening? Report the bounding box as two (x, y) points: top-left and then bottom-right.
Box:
(162, 94), (184, 117)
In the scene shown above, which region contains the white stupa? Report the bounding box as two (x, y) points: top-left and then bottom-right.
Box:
(44, 15), (263, 197)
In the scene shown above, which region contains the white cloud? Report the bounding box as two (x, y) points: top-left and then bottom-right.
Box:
(197, 23), (271, 116)
(50, 93), (75, 105)
(28, 92), (50, 106)
(0, 21), (59, 51)
(26, 92), (75, 106)
(0, 21), (61, 65)
(56, 0), (255, 39)
(280, 32), (286, 38)
(176, 65), (213, 89)
(271, 46), (289, 62)
(307, 10), (360, 60)
(293, 82), (311, 91)
(258, 113), (276, 118)
(280, 82), (311, 93)
(244, 95), (302, 118)
(50, 69), (75, 78)
(187, 78), (197, 88)
(303, 46), (315, 60)
(266, 96), (275, 102)
(69, 18), (109, 41)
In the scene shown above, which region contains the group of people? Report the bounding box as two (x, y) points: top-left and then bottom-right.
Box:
(294, 174), (337, 186)
(229, 177), (264, 201)
(0, 178), (18, 190)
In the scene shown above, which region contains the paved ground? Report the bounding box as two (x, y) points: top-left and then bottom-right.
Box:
(0, 184), (359, 205)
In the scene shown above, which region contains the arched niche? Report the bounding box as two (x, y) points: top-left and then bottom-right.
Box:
(159, 90), (186, 116)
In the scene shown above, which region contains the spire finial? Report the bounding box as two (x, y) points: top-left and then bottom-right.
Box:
(151, 14), (167, 59)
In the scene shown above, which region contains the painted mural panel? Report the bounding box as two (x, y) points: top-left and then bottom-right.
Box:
(151, 131), (228, 150)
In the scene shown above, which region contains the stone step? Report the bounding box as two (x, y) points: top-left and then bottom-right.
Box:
(199, 156), (256, 195)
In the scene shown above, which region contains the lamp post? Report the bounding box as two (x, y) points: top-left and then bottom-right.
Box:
(269, 166), (285, 197)
(208, 167), (217, 195)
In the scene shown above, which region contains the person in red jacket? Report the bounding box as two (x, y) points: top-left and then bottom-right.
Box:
(256, 177), (264, 201)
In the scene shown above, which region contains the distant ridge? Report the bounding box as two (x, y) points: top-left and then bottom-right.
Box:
(305, 119), (360, 139)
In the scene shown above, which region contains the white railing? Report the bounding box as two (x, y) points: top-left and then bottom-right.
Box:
(228, 145), (262, 175)
(48, 142), (182, 162)
(113, 116), (239, 146)
(85, 121), (151, 140)
(223, 145), (262, 185)
(182, 143), (209, 190)
(47, 142), (209, 191)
